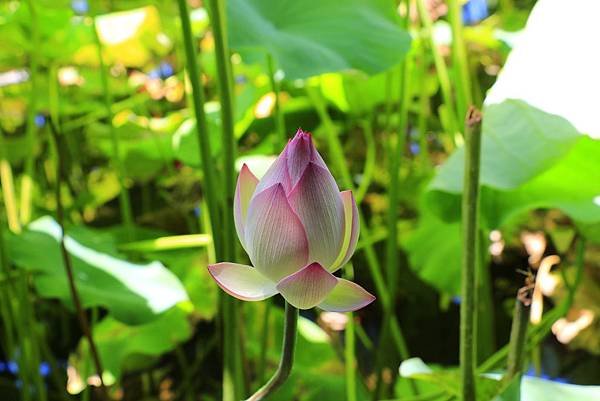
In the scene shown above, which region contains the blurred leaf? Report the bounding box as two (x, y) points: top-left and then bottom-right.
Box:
(88, 118), (176, 181)
(403, 211), (462, 296)
(427, 100), (600, 227)
(77, 306), (192, 381)
(74, 6), (171, 68)
(485, 0), (600, 139)
(399, 358), (600, 401)
(7, 216), (189, 324)
(228, 0), (411, 80)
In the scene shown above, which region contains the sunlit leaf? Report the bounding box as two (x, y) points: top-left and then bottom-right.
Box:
(7, 216), (189, 324)
(228, 0), (411, 80)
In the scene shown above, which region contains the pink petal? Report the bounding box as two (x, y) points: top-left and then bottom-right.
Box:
(208, 263), (278, 301)
(234, 164), (259, 250)
(276, 262), (338, 310)
(318, 279), (375, 312)
(286, 130), (328, 188)
(244, 183), (309, 281)
(254, 150), (292, 195)
(288, 162), (344, 268)
(329, 191), (360, 272)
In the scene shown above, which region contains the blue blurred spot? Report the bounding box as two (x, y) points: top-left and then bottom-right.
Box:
(410, 143), (420, 155)
(159, 62), (174, 78)
(8, 360), (18, 374)
(193, 205), (201, 218)
(462, 0), (488, 26)
(39, 362), (51, 377)
(71, 0), (89, 15)
(148, 62), (175, 80)
(0, 361), (6, 372)
(451, 295), (461, 305)
(148, 69), (161, 79)
(34, 114), (46, 128)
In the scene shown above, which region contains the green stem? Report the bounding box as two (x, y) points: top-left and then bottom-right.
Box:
(415, 0), (460, 144)
(267, 53), (286, 150)
(376, 40), (415, 399)
(258, 300), (272, 382)
(477, 230), (495, 361)
(48, 122), (108, 400)
(245, 302), (298, 401)
(20, 0), (41, 226)
(0, 128), (20, 233)
(206, 0), (244, 397)
(176, 0), (222, 255)
(355, 119), (375, 204)
(504, 297), (530, 381)
(447, 0), (473, 121)
(416, 42), (430, 167)
(306, 85), (411, 362)
(344, 264), (357, 401)
(460, 107), (482, 401)
(92, 20), (134, 238)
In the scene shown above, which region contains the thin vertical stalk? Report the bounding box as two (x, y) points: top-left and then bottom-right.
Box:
(344, 264), (357, 401)
(385, 50), (412, 303)
(206, 0), (244, 398)
(416, 42), (430, 167)
(460, 107), (482, 401)
(376, 34), (417, 398)
(257, 300), (272, 382)
(305, 86), (411, 362)
(355, 119), (376, 204)
(505, 298), (530, 380)
(20, 0), (40, 226)
(245, 302), (298, 401)
(206, 0), (236, 261)
(477, 230), (495, 361)
(92, 20), (134, 238)
(48, 123), (108, 400)
(267, 54), (286, 150)
(0, 128), (20, 233)
(176, 0), (222, 254)
(448, 0), (473, 121)
(415, 0), (460, 144)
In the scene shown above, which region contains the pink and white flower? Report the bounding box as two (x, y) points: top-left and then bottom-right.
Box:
(208, 129), (375, 311)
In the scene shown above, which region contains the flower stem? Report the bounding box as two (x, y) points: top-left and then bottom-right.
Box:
(460, 107), (483, 401)
(246, 302), (298, 401)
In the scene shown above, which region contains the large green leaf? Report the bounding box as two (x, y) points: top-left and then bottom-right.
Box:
(7, 216), (189, 325)
(427, 100), (600, 227)
(227, 0), (411, 80)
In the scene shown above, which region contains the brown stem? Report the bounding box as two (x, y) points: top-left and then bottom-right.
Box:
(48, 121), (108, 399)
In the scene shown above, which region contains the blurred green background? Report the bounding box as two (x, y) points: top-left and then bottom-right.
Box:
(0, 0), (599, 400)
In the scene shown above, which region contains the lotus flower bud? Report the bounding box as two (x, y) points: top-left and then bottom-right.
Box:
(208, 129), (375, 311)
